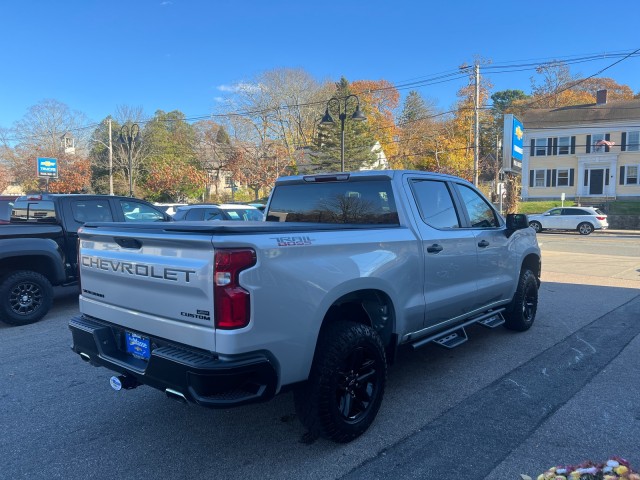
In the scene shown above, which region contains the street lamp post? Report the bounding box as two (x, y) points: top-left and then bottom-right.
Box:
(319, 94), (366, 172)
(119, 123), (140, 197)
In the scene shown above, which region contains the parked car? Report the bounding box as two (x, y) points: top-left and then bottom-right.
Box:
(528, 207), (608, 235)
(153, 203), (188, 217)
(173, 203), (264, 221)
(0, 195), (19, 224)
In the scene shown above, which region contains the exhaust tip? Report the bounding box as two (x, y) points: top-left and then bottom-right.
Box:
(79, 352), (91, 362)
(165, 388), (188, 404)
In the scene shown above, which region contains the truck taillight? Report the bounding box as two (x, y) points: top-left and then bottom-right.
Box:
(214, 249), (256, 329)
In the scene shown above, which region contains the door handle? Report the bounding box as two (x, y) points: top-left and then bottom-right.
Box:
(427, 244), (443, 253)
(478, 240), (490, 248)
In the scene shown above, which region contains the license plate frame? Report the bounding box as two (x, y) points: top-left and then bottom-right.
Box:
(125, 331), (150, 360)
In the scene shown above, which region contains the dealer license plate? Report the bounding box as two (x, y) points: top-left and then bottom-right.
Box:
(125, 331), (150, 360)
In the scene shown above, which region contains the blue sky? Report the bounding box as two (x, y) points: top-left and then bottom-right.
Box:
(1, 0), (639, 128)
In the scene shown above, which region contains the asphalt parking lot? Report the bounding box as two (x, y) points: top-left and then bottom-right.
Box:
(1, 231), (639, 479)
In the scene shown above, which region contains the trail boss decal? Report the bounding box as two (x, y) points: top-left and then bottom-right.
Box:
(271, 236), (314, 247)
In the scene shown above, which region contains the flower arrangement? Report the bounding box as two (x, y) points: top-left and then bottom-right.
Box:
(521, 458), (639, 480)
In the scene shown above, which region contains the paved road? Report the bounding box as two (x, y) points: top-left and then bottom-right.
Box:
(1, 232), (639, 479)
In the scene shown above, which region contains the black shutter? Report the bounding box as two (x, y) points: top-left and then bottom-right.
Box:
(584, 170), (589, 187)
(621, 132), (627, 152)
(586, 135), (591, 153)
(530, 139), (535, 156)
(620, 166), (625, 185)
(605, 133), (611, 152)
(551, 169), (557, 187)
(546, 169), (552, 187)
(570, 136), (576, 154)
(569, 168), (575, 186)
(605, 168), (610, 186)
(547, 138), (553, 156)
(529, 170), (534, 187)
(552, 137), (558, 155)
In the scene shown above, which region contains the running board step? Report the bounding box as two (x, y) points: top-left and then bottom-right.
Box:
(477, 312), (505, 329)
(433, 328), (468, 349)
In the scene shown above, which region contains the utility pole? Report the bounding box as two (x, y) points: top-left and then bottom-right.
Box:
(473, 62), (480, 186)
(108, 119), (113, 195)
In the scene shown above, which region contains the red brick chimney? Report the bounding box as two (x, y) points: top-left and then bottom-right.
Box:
(596, 89), (608, 104)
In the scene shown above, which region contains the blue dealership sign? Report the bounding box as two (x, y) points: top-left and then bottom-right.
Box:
(502, 115), (523, 173)
(37, 157), (58, 178)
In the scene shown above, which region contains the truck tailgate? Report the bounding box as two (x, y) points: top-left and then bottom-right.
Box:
(78, 225), (217, 350)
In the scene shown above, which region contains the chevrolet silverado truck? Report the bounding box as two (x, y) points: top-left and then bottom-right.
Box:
(0, 194), (170, 326)
(69, 170), (541, 443)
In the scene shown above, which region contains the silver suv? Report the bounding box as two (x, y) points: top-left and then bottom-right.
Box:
(528, 207), (608, 235)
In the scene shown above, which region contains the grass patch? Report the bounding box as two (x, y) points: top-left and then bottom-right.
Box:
(516, 201), (572, 214)
(608, 201), (640, 214)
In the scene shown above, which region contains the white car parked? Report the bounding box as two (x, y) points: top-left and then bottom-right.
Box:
(528, 207), (608, 235)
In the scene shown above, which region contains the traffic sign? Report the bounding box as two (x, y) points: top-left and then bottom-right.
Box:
(37, 157), (58, 178)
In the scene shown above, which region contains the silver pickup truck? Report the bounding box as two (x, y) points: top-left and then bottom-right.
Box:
(69, 170), (541, 443)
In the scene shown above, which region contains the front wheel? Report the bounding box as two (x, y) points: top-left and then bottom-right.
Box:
(0, 271), (54, 326)
(294, 321), (387, 443)
(529, 221), (542, 233)
(577, 222), (594, 235)
(503, 268), (538, 332)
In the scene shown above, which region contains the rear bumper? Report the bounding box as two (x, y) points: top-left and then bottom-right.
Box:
(69, 315), (278, 408)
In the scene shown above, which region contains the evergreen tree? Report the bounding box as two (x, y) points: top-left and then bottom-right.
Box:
(312, 77), (376, 172)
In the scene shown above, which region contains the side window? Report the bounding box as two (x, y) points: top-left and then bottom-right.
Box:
(185, 208), (204, 221)
(548, 209), (562, 216)
(71, 200), (113, 223)
(457, 185), (499, 228)
(410, 179), (460, 229)
(120, 200), (166, 222)
(204, 209), (224, 221)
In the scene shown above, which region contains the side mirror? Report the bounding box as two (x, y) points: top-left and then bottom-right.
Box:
(506, 213), (529, 231)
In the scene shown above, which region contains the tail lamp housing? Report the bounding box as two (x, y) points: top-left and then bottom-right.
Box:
(214, 248), (256, 329)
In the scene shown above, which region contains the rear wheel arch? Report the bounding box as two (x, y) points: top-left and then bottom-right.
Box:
(321, 289), (396, 351)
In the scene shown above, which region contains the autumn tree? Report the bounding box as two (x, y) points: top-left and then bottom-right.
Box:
(8, 99), (91, 192)
(395, 90), (444, 170)
(142, 110), (205, 201)
(193, 120), (234, 199)
(218, 68), (330, 174)
(352, 79), (400, 165)
(226, 141), (287, 200)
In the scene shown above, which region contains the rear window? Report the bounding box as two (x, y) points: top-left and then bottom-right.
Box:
(266, 179), (399, 224)
(10, 200), (57, 223)
(221, 208), (263, 221)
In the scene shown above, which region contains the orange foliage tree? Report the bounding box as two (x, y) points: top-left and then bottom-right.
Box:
(46, 156), (92, 193)
(144, 160), (207, 202)
(352, 80), (400, 164)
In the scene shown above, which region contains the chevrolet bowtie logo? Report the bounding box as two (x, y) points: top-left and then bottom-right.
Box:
(515, 126), (523, 140)
(41, 160), (56, 167)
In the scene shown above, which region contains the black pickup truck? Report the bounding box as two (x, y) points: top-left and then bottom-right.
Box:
(0, 194), (171, 326)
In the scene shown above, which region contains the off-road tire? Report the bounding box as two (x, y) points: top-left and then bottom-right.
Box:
(529, 221), (542, 233)
(577, 222), (594, 235)
(503, 268), (538, 332)
(294, 321), (387, 443)
(0, 271), (54, 326)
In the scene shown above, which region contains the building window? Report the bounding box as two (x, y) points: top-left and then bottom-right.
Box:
(592, 133), (606, 153)
(534, 170), (546, 187)
(557, 169), (569, 186)
(534, 138), (547, 156)
(224, 177), (233, 186)
(627, 166), (639, 185)
(557, 137), (570, 155)
(627, 131), (640, 152)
